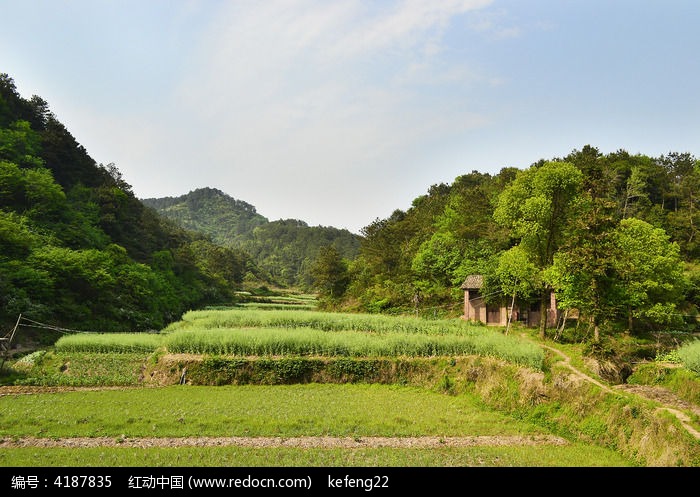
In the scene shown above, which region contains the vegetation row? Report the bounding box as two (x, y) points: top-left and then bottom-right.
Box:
(164, 308), (484, 334)
(50, 309), (544, 369)
(46, 308), (700, 373)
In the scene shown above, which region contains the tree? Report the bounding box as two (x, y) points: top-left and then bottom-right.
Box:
(410, 171), (509, 305)
(311, 245), (350, 303)
(548, 159), (619, 342)
(660, 153), (700, 258)
(493, 246), (540, 334)
(494, 161), (584, 338)
(611, 218), (687, 332)
(411, 231), (463, 295)
(622, 166), (649, 219)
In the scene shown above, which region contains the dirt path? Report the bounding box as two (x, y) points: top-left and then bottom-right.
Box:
(540, 342), (700, 440)
(540, 343), (616, 393)
(0, 385), (141, 396)
(0, 435), (569, 449)
(614, 384), (700, 439)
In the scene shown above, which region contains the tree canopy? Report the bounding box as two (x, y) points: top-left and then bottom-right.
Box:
(338, 147), (700, 342)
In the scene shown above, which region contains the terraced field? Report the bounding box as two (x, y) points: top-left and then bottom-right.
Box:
(2, 307), (699, 468)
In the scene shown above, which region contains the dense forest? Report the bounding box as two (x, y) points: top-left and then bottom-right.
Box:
(142, 188), (360, 289)
(2, 69), (699, 344)
(0, 74), (255, 332)
(337, 148), (700, 341)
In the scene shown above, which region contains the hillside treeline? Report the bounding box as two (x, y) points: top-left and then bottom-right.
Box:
(143, 188), (361, 289)
(142, 188), (268, 247)
(0, 74), (252, 331)
(334, 147), (699, 338)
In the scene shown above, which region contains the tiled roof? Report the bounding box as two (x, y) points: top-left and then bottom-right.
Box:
(461, 274), (483, 289)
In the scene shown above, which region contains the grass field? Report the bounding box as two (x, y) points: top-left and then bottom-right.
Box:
(0, 384), (561, 438)
(0, 384), (634, 467)
(2, 306), (699, 468)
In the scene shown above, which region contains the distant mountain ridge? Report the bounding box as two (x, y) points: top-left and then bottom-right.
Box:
(142, 188), (361, 288)
(142, 187), (268, 246)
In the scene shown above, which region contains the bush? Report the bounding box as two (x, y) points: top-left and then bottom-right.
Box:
(677, 340), (700, 374)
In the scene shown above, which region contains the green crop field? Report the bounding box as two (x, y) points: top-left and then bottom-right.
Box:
(52, 308), (545, 368)
(0, 384), (633, 467)
(2, 307), (699, 469)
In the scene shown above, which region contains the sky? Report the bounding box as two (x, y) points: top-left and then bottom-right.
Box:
(2, 1), (699, 234)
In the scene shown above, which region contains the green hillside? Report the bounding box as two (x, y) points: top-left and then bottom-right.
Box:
(0, 74), (249, 332)
(143, 188), (361, 289)
(4, 65), (700, 355)
(142, 187), (268, 246)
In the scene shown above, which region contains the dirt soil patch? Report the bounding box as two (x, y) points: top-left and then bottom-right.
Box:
(615, 384), (700, 417)
(0, 385), (142, 396)
(0, 435), (569, 449)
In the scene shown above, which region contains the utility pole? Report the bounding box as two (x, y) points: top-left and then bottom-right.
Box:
(0, 313), (22, 371)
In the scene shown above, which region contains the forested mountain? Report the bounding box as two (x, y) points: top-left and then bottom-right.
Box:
(0, 73), (253, 332)
(340, 147), (700, 340)
(143, 188), (361, 289)
(142, 188), (268, 246)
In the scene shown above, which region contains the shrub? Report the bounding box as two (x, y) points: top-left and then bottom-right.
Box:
(677, 340), (700, 374)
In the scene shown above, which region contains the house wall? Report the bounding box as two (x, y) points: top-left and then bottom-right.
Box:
(463, 290), (560, 328)
(486, 303), (506, 325)
(463, 289), (486, 323)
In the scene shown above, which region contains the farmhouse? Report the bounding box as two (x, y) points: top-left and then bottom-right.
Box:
(460, 274), (559, 327)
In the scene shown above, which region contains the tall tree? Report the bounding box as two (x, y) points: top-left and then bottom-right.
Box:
(494, 161), (584, 338)
(412, 171), (509, 295)
(311, 245), (350, 304)
(611, 218), (687, 332)
(493, 246), (540, 334)
(549, 196), (618, 342)
(554, 147), (619, 341)
(660, 153), (700, 258)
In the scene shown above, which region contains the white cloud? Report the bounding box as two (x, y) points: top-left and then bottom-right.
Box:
(5, 0), (698, 234)
(6, 0), (498, 232)
(468, 7), (521, 40)
(133, 0), (497, 231)
(321, 0), (492, 58)
(176, 4), (491, 156)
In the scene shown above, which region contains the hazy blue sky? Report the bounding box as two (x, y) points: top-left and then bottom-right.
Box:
(2, 0), (699, 234)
